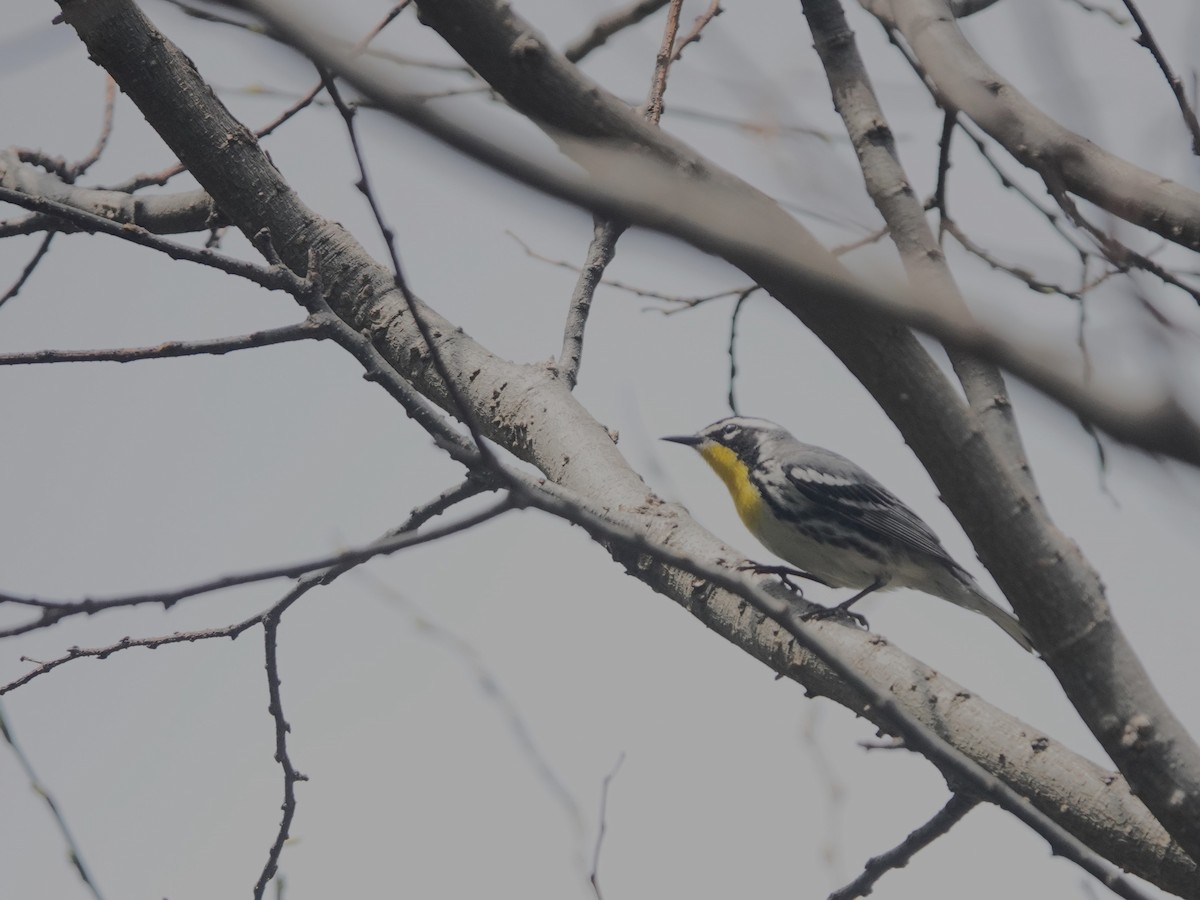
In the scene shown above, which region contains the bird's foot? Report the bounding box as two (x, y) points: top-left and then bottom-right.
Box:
(737, 561), (830, 596)
(799, 604), (870, 631)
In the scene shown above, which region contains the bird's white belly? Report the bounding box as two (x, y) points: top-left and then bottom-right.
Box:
(751, 505), (897, 589)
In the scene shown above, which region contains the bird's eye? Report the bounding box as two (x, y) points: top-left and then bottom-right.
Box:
(721, 424), (740, 438)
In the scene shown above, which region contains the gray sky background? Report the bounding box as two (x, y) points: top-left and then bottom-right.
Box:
(2, 0), (1200, 897)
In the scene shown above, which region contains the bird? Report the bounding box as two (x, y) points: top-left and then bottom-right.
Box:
(661, 416), (1035, 652)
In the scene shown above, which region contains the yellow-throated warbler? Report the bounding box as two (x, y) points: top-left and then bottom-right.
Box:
(662, 416), (1034, 652)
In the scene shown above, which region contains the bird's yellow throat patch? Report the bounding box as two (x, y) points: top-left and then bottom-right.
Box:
(697, 442), (763, 526)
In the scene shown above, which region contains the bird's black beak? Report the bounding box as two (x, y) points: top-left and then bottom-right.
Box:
(661, 433), (703, 446)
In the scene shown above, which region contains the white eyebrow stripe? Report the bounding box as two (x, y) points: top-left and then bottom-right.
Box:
(789, 466), (857, 488)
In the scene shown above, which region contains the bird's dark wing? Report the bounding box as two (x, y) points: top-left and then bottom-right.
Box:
(783, 464), (954, 563)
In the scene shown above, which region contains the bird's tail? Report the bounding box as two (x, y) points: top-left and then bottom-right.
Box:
(935, 569), (1036, 653)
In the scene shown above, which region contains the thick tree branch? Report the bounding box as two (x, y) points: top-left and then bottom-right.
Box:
(798, 0), (1036, 497)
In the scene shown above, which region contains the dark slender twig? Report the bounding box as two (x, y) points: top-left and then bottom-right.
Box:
(3, 479), (498, 697)
(828, 794), (979, 900)
(1045, 179), (1200, 304)
(726, 288), (756, 415)
(0, 703), (105, 900)
(0, 185), (296, 293)
(0, 320), (324, 366)
(563, 0), (670, 62)
(6, 626), (263, 696)
(1119, 0), (1200, 155)
(932, 110), (956, 245)
(0, 498), (511, 641)
(942, 218), (1085, 300)
(254, 613), (308, 900)
(588, 752), (625, 900)
(0, 233), (55, 309)
(318, 69), (499, 466)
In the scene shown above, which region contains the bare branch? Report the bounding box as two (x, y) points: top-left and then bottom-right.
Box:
(0, 320), (325, 366)
(558, 218), (621, 388)
(861, 0), (1200, 252)
(69, 78), (118, 178)
(1119, 0), (1200, 154)
(0, 703), (105, 900)
(317, 69), (500, 467)
(563, 0), (670, 62)
(643, 0), (682, 125)
(670, 0), (722, 62)
(0, 233), (55, 309)
(0, 183), (283, 289)
(254, 613), (308, 900)
(725, 288), (756, 415)
(0, 499), (512, 641)
(559, 0), (685, 388)
(588, 753), (624, 900)
(829, 794), (979, 899)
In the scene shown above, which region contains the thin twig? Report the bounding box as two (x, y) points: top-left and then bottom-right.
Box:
(1119, 0), (1200, 155)
(942, 218), (1083, 299)
(0, 703), (106, 900)
(563, 0), (670, 62)
(0, 320), (325, 366)
(509, 230), (754, 309)
(670, 0), (722, 62)
(831, 225), (889, 257)
(555, 1), (685, 388)
(932, 110), (956, 245)
(0, 233), (55, 309)
(828, 794), (980, 900)
(107, 4), (412, 193)
(69, 78), (118, 178)
(726, 288), (757, 415)
(254, 613), (308, 900)
(0, 498), (512, 642)
(318, 68), (498, 466)
(588, 753), (625, 900)
(0, 185), (297, 293)
(3, 479), (498, 698)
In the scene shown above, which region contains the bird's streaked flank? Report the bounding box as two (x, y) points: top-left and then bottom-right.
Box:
(662, 416), (1035, 652)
